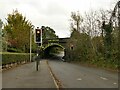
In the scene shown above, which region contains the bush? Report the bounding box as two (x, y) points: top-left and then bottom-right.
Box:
(7, 48), (22, 53)
(2, 53), (34, 65)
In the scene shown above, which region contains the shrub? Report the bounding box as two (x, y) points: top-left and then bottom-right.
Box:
(7, 48), (22, 53)
(2, 53), (34, 65)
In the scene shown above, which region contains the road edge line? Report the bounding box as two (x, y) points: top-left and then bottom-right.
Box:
(46, 60), (62, 90)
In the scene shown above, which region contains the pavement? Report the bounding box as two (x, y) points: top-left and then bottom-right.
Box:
(0, 70), (2, 90)
(2, 60), (56, 88)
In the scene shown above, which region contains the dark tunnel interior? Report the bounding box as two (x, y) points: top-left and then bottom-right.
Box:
(43, 44), (65, 60)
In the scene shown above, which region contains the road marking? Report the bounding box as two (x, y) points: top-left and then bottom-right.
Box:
(46, 60), (59, 88)
(113, 82), (117, 85)
(49, 69), (59, 89)
(77, 78), (82, 81)
(46, 60), (63, 89)
(100, 77), (108, 80)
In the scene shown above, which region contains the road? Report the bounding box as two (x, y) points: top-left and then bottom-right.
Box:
(2, 52), (118, 88)
(2, 61), (56, 88)
(48, 59), (118, 88)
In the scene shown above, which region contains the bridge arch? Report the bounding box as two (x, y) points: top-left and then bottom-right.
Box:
(43, 43), (65, 58)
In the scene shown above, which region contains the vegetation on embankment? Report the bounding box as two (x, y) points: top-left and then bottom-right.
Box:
(1, 10), (59, 54)
(65, 31), (118, 70)
(65, 3), (119, 70)
(1, 52), (35, 65)
(70, 60), (118, 71)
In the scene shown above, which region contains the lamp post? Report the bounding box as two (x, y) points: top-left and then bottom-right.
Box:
(40, 28), (42, 47)
(118, 1), (120, 62)
(30, 25), (34, 62)
(117, 2), (120, 22)
(0, 21), (2, 52)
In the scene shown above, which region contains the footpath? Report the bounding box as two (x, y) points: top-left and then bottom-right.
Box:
(2, 60), (56, 89)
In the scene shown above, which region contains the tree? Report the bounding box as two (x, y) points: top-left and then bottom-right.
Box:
(4, 10), (33, 52)
(0, 19), (3, 51)
(0, 19), (2, 28)
(70, 11), (83, 32)
(41, 26), (58, 45)
(65, 1), (119, 69)
(81, 11), (101, 57)
(66, 12), (95, 62)
(0, 19), (3, 37)
(41, 26), (58, 39)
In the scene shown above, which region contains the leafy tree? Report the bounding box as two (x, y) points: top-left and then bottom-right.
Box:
(0, 19), (3, 51)
(41, 26), (58, 39)
(102, 22), (113, 59)
(4, 10), (33, 52)
(0, 19), (3, 37)
(66, 7), (119, 69)
(66, 29), (95, 62)
(92, 36), (104, 55)
(66, 12), (95, 62)
(41, 26), (58, 45)
(0, 19), (2, 28)
(0, 19), (9, 52)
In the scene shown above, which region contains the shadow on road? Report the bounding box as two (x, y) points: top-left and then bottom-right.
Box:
(44, 52), (65, 62)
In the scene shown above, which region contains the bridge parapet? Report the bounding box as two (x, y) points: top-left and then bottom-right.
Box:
(43, 43), (65, 51)
(42, 38), (70, 48)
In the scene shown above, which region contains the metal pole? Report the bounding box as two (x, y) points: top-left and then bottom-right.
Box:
(118, 1), (120, 63)
(0, 22), (2, 52)
(30, 28), (32, 62)
(30, 25), (34, 62)
(41, 29), (42, 47)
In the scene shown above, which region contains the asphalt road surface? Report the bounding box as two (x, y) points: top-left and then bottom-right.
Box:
(2, 61), (56, 88)
(2, 52), (118, 88)
(48, 59), (118, 88)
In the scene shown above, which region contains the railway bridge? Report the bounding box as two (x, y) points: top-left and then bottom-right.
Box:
(37, 38), (70, 59)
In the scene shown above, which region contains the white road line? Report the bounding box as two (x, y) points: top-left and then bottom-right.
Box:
(77, 78), (82, 81)
(100, 77), (108, 80)
(49, 69), (59, 89)
(46, 60), (62, 89)
(113, 82), (117, 85)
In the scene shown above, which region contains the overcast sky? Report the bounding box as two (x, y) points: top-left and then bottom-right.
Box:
(0, 0), (117, 38)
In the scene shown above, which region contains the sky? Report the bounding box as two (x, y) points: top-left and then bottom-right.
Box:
(0, 0), (117, 38)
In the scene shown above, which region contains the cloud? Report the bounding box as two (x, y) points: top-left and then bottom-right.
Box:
(0, 0), (115, 38)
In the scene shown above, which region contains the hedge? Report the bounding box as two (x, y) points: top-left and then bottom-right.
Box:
(1, 53), (35, 65)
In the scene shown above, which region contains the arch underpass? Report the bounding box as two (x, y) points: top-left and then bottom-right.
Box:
(43, 44), (65, 59)
(38, 38), (70, 60)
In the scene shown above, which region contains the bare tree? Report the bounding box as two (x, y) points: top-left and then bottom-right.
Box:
(70, 11), (83, 32)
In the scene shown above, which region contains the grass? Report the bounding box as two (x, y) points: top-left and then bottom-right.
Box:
(70, 60), (118, 72)
(0, 52), (33, 55)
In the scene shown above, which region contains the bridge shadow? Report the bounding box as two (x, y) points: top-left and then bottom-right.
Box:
(43, 43), (65, 61)
(44, 51), (65, 62)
